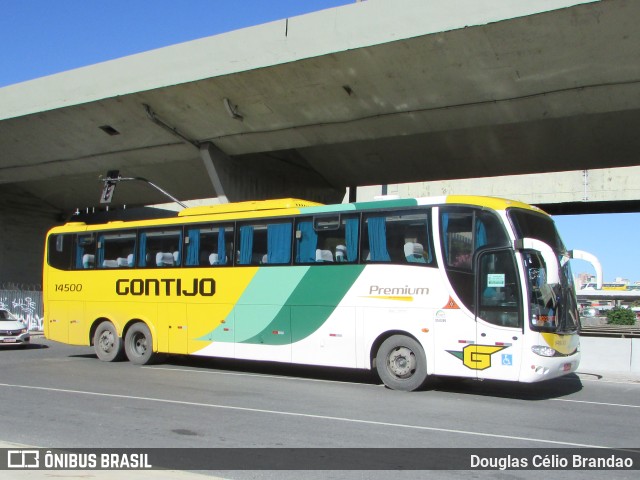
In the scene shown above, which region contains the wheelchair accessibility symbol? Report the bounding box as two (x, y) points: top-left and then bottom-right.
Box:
(502, 354), (513, 366)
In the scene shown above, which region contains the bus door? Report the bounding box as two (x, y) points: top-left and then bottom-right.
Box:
(474, 249), (523, 381)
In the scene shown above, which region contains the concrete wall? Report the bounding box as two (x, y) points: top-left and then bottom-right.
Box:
(0, 186), (59, 286)
(578, 337), (640, 374)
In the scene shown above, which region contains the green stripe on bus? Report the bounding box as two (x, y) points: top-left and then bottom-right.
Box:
(299, 198), (419, 215)
(298, 204), (357, 215)
(202, 267), (309, 343)
(239, 265), (365, 345)
(353, 198), (418, 210)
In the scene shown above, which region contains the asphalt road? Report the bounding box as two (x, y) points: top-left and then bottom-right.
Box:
(1, 337), (639, 479)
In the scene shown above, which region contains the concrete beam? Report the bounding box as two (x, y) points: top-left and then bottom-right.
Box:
(0, 0), (596, 120)
(358, 166), (640, 214)
(2, 0), (638, 212)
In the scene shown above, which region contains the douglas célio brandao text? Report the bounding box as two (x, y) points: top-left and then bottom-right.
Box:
(470, 453), (634, 470)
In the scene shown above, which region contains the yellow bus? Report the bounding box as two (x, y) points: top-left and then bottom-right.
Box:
(44, 196), (580, 391)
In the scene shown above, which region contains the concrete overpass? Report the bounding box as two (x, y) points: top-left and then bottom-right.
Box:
(576, 289), (640, 302)
(358, 165), (640, 214)
(1, 0), (640, 285)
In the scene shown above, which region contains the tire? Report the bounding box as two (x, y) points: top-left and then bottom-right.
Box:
(124, 322), (157, 365)
(375, 335), (428, 391)
(93, 321), (124, 362)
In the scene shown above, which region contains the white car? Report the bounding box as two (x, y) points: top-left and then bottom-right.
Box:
(0, 309), (30, 346)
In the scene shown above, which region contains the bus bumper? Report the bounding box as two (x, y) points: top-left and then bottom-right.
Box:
(519, 351), (581, 382)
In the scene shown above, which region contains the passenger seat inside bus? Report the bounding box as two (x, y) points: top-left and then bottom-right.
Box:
(315, 249), (334, 262)
(335, 245), (347, 262)
(82, 254), (95, 269)
(404, 242), (427, 263)
(156, 252), (175, 267)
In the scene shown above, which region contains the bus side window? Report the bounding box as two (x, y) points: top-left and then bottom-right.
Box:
(185, 225), (233, 266)
(441, 212), (474, 270)
(363, 216), (391, 262)
(238, 221), (292, 265)
(441, 210), (510, 269)
(267, 222), (292, 264)
(295, 219), (317, 263)
(96, 232), (137, 268)
(48, 234), (74, 270)
(440, 207), (510, 313)
(295, 215), (359, 264)
(137, 229), (181, 268)
(387, 211), (433, 265)
(363, 211), (433, 265)
(75, 234), (96, 269)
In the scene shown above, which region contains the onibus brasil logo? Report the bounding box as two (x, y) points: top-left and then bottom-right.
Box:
(447, 345), (507, 370)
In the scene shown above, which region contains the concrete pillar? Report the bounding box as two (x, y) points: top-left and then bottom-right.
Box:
(198, 141), (344, 205)
(0, 186), (59, 286)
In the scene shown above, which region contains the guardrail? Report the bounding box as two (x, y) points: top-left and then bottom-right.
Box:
(579, 324), (640, 338)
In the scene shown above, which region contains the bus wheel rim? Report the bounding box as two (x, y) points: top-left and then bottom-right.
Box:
(388, 346), (416, 379)
(98, 330), (114, 353)
(131, 332), (147, 356)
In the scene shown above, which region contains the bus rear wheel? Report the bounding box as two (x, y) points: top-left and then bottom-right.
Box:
(376, 335), (428, 391)
(93, 321), (124, 362)
(124, 323), (157, 365)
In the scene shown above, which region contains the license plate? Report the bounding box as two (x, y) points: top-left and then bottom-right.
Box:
(2, 338), (17, 343)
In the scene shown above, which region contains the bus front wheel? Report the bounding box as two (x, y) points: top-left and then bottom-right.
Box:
(375, 335), (428, 391)
(124, 323), (157, 365)
(93, 321), (124, 362)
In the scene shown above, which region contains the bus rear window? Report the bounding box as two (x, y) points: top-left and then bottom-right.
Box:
(48, 234), (73, 270)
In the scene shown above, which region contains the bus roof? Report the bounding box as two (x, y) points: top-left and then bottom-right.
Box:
(178, 195), (544, 217)
(444, 195), (545, 214)
(51, 195), (545, 233)
(178, 198), (323, 217)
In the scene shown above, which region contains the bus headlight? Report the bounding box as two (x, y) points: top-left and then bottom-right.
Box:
(531, 345), (557, 357)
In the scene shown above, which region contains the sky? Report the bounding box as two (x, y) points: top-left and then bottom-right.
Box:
(553, 213), (640, 284)
(1, 0), (638, 282)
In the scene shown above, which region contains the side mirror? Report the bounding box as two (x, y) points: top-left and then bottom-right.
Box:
(569, 249), (602, 290)
(514, 238), (560, 285)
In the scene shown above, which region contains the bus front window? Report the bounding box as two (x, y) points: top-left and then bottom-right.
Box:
(509, 208), (580, 334)
(524, 252), (560, 330)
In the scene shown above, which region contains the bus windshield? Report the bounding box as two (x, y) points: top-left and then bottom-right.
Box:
(508, 209), (579, 333)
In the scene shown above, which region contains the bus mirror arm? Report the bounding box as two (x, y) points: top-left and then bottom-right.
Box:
(514, 238), (560, 285)
(569, 249), (602, 289)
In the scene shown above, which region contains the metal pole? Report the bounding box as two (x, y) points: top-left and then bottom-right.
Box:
(99, 174), (188, 209)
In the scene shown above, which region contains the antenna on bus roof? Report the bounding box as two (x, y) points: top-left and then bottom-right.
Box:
(99, 170), (188, 209)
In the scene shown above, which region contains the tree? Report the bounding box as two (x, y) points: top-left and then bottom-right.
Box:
(606, 306), (636, 326)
